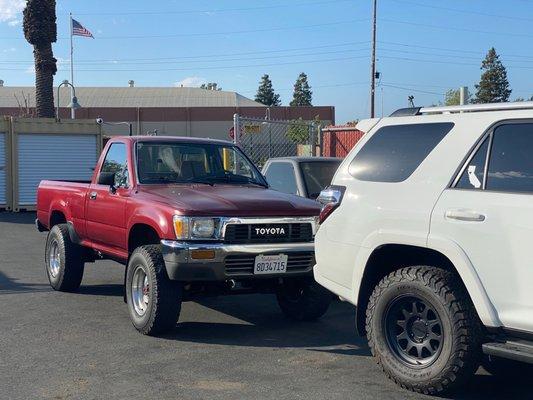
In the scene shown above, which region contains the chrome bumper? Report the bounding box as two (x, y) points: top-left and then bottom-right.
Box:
(160, 240), (315, 281)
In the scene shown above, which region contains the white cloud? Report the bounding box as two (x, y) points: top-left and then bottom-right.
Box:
(0, 0), (25, 24)
(174, 76), (207, 88)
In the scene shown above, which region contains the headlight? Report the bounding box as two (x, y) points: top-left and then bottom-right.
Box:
(191, 218), (215, 238)
(173, 216), (219, 240)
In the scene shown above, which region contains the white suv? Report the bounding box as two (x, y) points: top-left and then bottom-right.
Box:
(314, 102), (533, 394)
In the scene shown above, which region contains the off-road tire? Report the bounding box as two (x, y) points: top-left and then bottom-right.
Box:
(365, 266), (481, 395)
(276, 279), (332, 321)
(44, 224), (84, 292)
(126, 245), (182, 335)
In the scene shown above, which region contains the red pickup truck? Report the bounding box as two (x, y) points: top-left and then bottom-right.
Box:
(36, 136), (330, 335)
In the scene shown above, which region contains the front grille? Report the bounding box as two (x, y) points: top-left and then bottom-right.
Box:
(225, 252), (315, 276)
(224, 223), (313, 244)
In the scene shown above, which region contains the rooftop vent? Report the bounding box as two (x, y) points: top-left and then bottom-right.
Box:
(128, 80), (134, 87)
(0, 80), (4, 87)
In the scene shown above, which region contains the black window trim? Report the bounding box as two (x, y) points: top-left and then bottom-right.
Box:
(98, 141), (130, 188)
(450, 118), (533, 194)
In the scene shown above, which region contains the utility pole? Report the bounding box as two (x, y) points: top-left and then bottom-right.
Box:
(370, 0), (377, 118)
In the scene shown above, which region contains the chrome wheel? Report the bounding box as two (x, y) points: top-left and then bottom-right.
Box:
(131, 265), (150, 317)
(48, 240), (61, 278)
(384, 295), (444, 367)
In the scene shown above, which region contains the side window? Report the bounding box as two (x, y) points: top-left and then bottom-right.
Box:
(456, 137), (489, 190)
(486, 123), (533, 193)
(100, 143), (129, 187)
(349, 123), (454, 182)
(264, 162), (298, 195)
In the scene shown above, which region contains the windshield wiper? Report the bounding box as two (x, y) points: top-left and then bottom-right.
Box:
(185, 177), (215, 186)
(209, 174), (268, 188)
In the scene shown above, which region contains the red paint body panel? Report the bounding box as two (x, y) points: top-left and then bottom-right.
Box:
(37, 136), (320, 261)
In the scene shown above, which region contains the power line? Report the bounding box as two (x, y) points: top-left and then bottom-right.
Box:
(71, 0), (356, 16)
(0, 41), (370, 64)
(380, 84), (445, 96)
(0, 18), (368, 40)
(0, 55), (370, 72)
(381, 17), (533, 39)
(390, 0), (533, 22)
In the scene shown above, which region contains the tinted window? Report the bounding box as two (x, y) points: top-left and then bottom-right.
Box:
(300, 161), (341, 199)
(456, 137), (489, 190)
(486, 123), (533, 193)
(349, 123), (454, 182)
(101, 143), (129, 187)
(265, 162), (298, 195)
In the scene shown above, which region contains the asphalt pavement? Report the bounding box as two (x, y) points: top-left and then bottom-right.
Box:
(1, 212), (532, 400)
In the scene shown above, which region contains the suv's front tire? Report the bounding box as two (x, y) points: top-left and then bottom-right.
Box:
(365, 266), (481, 395)
(126, 245), (182, 335)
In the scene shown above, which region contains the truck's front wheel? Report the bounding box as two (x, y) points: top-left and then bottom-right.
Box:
(276, 279), (332, 321)
(45, 224), (84, 292)
(126, 245), (182, 335)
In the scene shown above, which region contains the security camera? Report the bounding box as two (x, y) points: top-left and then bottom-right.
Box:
(96, 117), (104, 125)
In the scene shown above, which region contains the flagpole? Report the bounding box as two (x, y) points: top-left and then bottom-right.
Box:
(69, 12), (75, 119)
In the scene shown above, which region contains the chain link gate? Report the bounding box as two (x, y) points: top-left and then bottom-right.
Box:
(233, 114), (318, 167)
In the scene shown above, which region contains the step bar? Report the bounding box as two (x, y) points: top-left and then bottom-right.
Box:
(483, 340), (533, 364)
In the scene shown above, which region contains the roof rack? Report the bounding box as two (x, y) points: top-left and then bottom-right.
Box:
(419, 101), (533, 115)
(389, 101), (533, 117)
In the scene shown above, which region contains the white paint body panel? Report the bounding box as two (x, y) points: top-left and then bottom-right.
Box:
(314, 110), (533, 330)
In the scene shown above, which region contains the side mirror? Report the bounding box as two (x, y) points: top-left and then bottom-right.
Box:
(98, 171), (116, 186)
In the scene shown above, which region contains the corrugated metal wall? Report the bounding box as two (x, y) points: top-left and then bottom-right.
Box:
(321, 127), (365, 158)
(17, 134), (98, 205)
(0, 133), (5, 205)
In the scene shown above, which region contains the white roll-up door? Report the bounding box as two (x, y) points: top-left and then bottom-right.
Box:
(17, 134), (97, 206)
(0, 133), (6, 205)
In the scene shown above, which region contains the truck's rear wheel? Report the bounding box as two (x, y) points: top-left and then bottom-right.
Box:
(126, 245), (182, 335)
(276, 279), (332, 321)
(366, 266), (481, 395)
(45, 224), (84, 292)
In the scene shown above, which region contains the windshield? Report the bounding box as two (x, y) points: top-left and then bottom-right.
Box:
(300, 161), (341, 199)
(136, 141), (267, 186)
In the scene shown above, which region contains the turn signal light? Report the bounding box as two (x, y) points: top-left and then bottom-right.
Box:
(191, 249), (216, 260)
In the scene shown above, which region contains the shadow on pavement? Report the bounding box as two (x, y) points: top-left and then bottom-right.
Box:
(0, 270), (50, 295)
(158, 294), (368, 351)
(0, 211), (37, 225)
(78, 283), (124, 297)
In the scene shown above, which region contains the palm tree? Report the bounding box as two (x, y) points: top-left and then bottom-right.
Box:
(23, 0), (57, 118)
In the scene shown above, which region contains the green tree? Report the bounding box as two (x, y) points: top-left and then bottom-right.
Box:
(474, 48), (511, 103)
(200, 83), (222, 90)
(444, 89), (460, 106)
(23, 0), (57, 118)
(254, 74), (281, 106)
(290, 73), (312, 106)
(286, 117), (309, 144)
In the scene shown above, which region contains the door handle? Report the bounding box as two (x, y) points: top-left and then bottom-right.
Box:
(445, 209), (485, 222)
(89, 192), (97, 200)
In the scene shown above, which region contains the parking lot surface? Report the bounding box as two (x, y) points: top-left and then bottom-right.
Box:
(1, 212), (532, 400)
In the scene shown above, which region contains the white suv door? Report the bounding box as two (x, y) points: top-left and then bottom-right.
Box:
(431, 121), (533, 332)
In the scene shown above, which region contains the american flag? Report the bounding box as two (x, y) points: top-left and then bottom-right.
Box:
(72, 19), (94, 38)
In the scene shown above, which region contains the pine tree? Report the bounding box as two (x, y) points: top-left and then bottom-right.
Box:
(290, 73), (312, 106)
(474, 48), (511, 103)
(255, 74), (281, 106)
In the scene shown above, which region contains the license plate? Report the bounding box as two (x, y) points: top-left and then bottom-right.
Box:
(254, 254), (288, 274)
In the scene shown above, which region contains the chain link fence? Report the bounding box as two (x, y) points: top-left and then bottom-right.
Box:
(233, 114), (318, 167)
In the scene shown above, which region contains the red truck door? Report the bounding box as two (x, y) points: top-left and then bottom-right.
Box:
(86, 142), (130, 250)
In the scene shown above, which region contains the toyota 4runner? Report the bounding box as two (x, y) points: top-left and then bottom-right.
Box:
(314, 102), (533, 394)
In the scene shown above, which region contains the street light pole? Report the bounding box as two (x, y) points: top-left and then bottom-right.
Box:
(370, 0), (377, 118)
(56, 81), (81, 121)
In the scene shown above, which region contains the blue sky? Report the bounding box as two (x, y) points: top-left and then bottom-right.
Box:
(0, 0), (532, 123)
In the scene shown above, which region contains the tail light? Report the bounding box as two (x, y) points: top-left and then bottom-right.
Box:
(317, 186), (346, 224)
